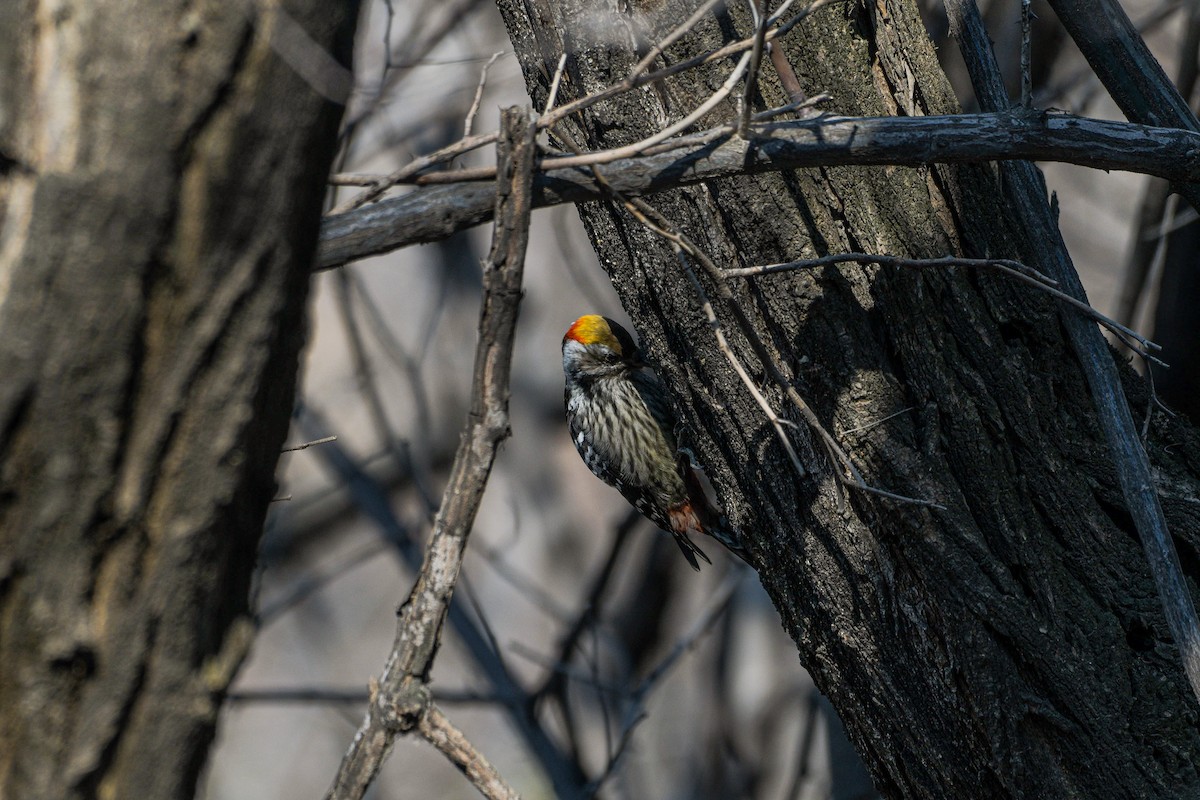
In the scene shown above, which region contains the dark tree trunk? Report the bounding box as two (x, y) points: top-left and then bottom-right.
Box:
(495, 1), (1200, 797)
(0, 2), (355, 798)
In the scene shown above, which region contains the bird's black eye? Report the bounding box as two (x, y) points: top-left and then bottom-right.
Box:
(602, 351), (621, 364)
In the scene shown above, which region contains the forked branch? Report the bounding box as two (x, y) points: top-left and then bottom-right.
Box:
(323, 106), (536, 800)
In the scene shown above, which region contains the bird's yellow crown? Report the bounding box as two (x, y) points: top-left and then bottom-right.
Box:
(564, 314), (624, 355)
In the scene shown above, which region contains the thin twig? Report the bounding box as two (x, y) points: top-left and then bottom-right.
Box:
(755, 92), (830, 120)
(1142, 359), (1159, 441)
(474, 542), (575, 622)
(768, 41), (808, 107)
(464, 52), (503, 138)
(544, 53), (569, 116)
(414, 90), (833, 183)
(381, 0), (397, 74)
(677, 250), (809, 479)
(282, 435), (338, 451)
(724, 252), (1164, 362)
(723, 252), (1056, 283)
(629, 0), (729, 78)
(508, 643), (625, 695)
(334, 270), (410, 473)
(738, 0), (768, 136)
(337, 0), (492, 151)
(582, 712), (647, 798)
(540, 0), (837, 135)
(633, 573), (743, 699)
(537, 512), (638, 698)
(346, 273), (439, 512)
(576, 50), (754, 169)
(229, 687), (370, 704)
(838, 406), (914, 437)
(328, 130), (500, 214)
(328, 173), (380, 186)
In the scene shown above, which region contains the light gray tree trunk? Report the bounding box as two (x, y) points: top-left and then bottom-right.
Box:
(0, 3), (355, 798)
(495, 1), (1200, 796)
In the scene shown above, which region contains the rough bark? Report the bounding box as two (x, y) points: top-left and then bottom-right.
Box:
(0, 2), (355, 798)
(495, 1), (1200, 797)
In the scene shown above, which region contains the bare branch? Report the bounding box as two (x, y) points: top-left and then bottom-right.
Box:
(322, 106), (541, 800)
(1033, 0), (1179, 109)
(767, 39), (809, 108)
(327, 0), (841, 212)
(537, 0), (842, 135)
(536, 512), (638, 699)
(737, 0), (768, 136)
(1044, 0), (1200, 212)
(676, 250), (809, 480)
(629, 0), (728, 78)
(543, 53), (569, 116)
(337, 0), (492, 152)
(318, 112), (1200, 268)
(838, 406), (914, 438)
(418, 705), (521, 800)
(281, 435), (338, 451)
(228, 687), (369, 704)
(297, 408), (582, 791)
(722, 252), (1056, 283)
(464, 52), (503, 138)
(546, 49), (753, 172)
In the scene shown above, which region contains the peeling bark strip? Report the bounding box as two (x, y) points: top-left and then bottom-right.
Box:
(0, 3), (355, 798)
(494, 0), (1200, 798)
(323, 107), (537, 800)
(316, 112), (1200, 268)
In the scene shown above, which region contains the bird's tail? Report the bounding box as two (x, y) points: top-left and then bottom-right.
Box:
(667, 501), (712, 571)
(677, 450), (750, 565)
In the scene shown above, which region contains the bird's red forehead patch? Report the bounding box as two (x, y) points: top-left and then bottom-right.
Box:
(564, 315), (623, 354)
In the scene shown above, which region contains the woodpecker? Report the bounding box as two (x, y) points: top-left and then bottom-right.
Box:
(562, 314), (738, 570)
